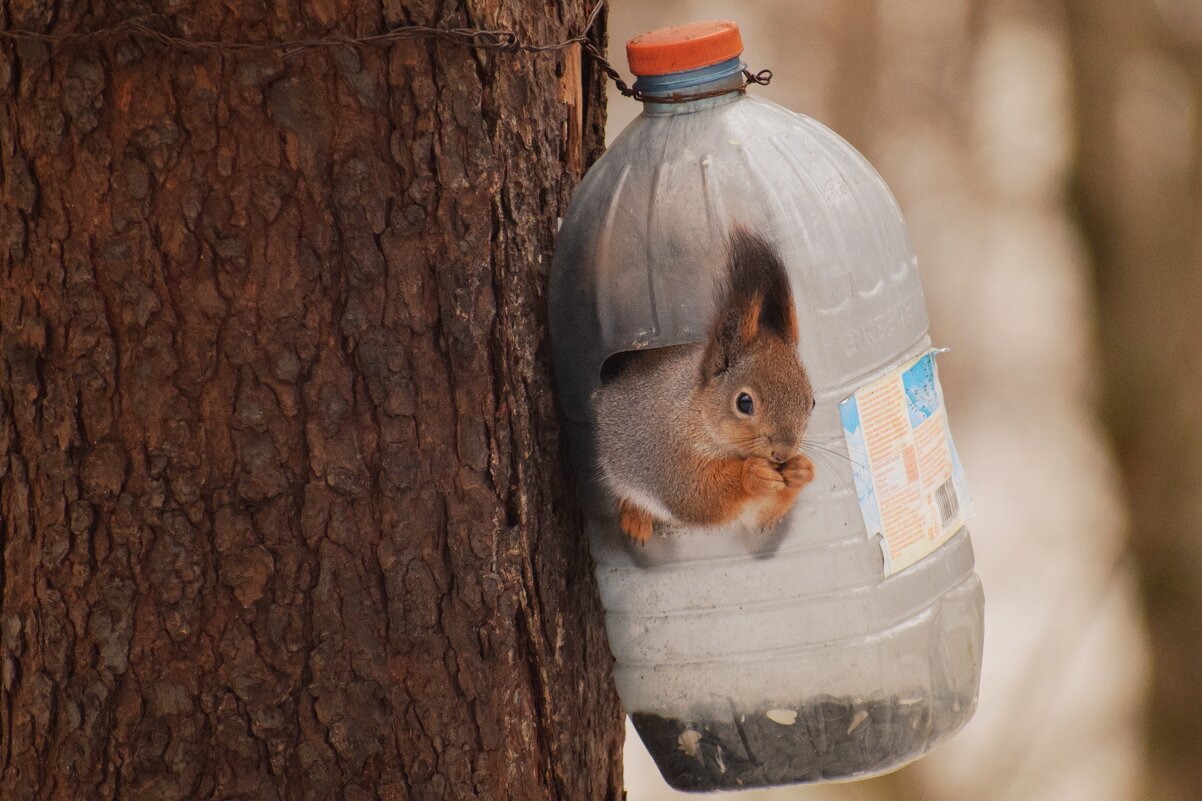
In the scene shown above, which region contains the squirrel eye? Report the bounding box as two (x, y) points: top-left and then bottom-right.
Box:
(811, 397), (817, 412)
(736, 392), (754, 416)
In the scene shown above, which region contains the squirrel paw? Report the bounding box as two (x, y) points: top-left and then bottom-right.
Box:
(743, 456), (787, 494)
(618, 499), (655, 545)
(780, 453), (815, 489)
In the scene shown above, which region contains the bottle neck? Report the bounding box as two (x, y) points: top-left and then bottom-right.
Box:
(633, 57), (746, 115)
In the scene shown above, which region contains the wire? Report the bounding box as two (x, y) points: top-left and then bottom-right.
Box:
(0, 1), (772, 103)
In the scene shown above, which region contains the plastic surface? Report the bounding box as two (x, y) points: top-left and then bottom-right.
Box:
(626, 20), (743, 76)
(548, 64), (983, 792)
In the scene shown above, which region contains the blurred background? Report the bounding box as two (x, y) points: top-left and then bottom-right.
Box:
(605, 1), (1202, 800)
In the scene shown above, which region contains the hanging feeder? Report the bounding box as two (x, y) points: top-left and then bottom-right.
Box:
(549, 20), (983, 792)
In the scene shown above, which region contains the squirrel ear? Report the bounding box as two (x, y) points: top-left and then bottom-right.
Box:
(702, 292), (759, 380)
(701, 328), (731, 380)
(780, 296), (800, 343)
(703, 228), (800, 380)
(701, 303), (741, 380)
(739, 295), (763, 343)
(725, 227), (800, 345)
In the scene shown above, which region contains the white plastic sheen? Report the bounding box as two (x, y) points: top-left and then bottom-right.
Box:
(549, 84), (983, 789)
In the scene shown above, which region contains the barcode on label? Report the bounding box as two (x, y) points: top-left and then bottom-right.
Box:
(935, 478), (959, 527)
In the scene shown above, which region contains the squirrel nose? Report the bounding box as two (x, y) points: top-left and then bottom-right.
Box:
(771, 446), (796, 463)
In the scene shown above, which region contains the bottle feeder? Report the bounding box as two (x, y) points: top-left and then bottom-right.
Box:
(549, 20), (983, 791)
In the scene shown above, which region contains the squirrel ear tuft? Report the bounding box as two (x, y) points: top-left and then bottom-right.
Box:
(726, 226), (799, 344)
(702, 227), (799, 378)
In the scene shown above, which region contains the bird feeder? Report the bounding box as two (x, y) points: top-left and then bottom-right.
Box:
(549, 20), (983, 791)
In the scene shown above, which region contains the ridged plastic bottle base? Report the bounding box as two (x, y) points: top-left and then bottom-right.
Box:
(632, 689), (976, 792)
(617, 565), (985, 792)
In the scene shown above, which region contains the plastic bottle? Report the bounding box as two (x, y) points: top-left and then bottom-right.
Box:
(549, 20), (983, 791)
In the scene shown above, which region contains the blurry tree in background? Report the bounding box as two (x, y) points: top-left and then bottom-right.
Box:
(608, 1), (1202, 800)
(1068, 2), (1202, 800)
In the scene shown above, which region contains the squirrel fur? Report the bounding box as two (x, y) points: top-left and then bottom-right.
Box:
(594, 227), (816, 543)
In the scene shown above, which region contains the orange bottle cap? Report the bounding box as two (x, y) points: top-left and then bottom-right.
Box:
(626, 20), (744, 78)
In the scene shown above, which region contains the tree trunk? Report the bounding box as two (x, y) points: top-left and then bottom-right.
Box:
(1067, 2), (1202, 800)
(0, 2), (622, 800)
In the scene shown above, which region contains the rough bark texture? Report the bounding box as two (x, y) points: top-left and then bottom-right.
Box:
(1068, 3), (1202, 800)
(0, 2), (622, 800)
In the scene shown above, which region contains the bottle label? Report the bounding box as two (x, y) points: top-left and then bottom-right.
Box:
(839, 350), (974, 575)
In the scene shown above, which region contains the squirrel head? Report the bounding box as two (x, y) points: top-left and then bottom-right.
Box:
(699, 228), (814, 463)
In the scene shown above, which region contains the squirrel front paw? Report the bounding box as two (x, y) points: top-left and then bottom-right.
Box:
(742, 456), (787, 494)
(780, 453), (815, 489)
(618, 499), (655, 545)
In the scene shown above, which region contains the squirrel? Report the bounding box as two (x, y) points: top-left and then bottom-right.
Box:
(594, 227), (816, 544)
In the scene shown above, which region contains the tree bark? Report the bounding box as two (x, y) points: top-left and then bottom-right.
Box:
(0, 2), (622, 800)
